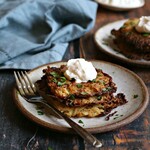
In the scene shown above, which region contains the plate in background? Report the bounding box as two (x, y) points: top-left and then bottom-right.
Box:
(94, 19), (150, 68)
(95, 0), (145, 11)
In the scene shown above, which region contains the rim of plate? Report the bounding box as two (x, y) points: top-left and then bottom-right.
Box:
(94, 19), (150, 68)
(12, 60), (149, 134)
(95, 0), (145, 11)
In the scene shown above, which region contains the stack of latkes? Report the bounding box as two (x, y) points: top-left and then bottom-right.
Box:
(111, 18), (150, 60)
(36, 65), (127, 118)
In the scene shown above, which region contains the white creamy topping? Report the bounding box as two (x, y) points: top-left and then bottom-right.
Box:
(100, 0), (142, 7)
(135, 16), (150, 33)
(64, 58), (97, 83)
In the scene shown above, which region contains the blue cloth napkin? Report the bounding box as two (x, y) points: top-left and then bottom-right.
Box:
(0, 0), (97, 69)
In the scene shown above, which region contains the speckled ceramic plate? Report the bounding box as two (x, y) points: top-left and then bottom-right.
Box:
(95, 0), (145, 11)
(94, 19), (150, 68)
(13, 60), (149, 133)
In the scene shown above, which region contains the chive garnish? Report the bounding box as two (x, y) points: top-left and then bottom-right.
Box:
(50, 72), (59, 78)
(76, 84), (82, 88)
(106, 87), (112, 91)
(52, 78), (57, 83)
(113, 117), (119, 120)
(78, 120), (84, 125)
(69, 94), (75, 100)
(81, 92), (88, 95)
(92, 79), (96, 83)
(97, 96), (102, 100)
(57, 81), (65, 86)
(142, 33), (150, 37)
(133, 94), (138, 99)
(48, 147), (53, 150)
(60, 77), (66, 82)
(99, 80), (105, 84)
(37, 110), (44, 115)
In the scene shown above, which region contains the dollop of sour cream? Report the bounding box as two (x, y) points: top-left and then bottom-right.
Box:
(100, 0), (142, 7)
(64, 59), (97, 83)
(135, 16), (150, 33)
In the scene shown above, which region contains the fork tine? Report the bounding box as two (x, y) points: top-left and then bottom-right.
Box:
(16, 71), (30, 95)
(24, 71), (37, 93)
(14, 71), (25, 96)
(20, 71), (35, 95)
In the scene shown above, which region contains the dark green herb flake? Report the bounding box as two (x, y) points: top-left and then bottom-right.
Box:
(76, 84), (82, 88)
(106, 87), (112, 91)
(37, 110), (44, 115)
(57, 81), (65, 86)
(78, 120), (84, 124)
(50, 72), (59, 78)
(69, 94), (75, 100)
(113, 117), (119, 120)
(142, 33), (150, 37)
(48, 147), (53, 150)
(60, 77), (66, 82)
(52, 78), (57, 83)
(92, 79), (96, 83)
(97, 96), (102, 100)
(133, 94), (138, 99)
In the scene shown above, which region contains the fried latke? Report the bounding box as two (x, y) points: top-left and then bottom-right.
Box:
(111, 18), (150, 60)
(37, 80), (127, 117)
(43, 65), (117, 99)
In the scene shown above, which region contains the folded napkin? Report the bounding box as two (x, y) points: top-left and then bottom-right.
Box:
(0, 0), (97, 69)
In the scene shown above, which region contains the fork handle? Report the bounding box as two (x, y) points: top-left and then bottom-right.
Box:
(30, 98), (102, 148)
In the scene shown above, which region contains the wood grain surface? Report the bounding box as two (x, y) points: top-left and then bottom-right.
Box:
(0, 1), (150, 150)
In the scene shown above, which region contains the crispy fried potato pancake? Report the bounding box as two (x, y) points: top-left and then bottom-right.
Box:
(36, 78), (127, 118)
(111, 18), (150, 60)
(42, 65), (117, 99)
(37, 84), (127, 117)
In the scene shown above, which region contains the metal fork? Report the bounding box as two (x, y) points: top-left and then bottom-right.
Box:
(14, 71), (102, 148)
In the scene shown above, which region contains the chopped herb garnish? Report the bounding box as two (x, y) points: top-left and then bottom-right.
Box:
(97, 96), (102, 100)
(48, 147), (53, 150)
(78, 120), (84, 124)
(50, 72), (59, 78)
(69, 94), (75, 100)
(121, 25), (126, 29)
(142, 33), (150, 37)
(113, 117), (119, 120)
(99, 80), (105, 84)
(52, 78), (57, 83)
(37, 110), (44, 115)
(60, 77), (66, 82)
(76, 84), (82, 88)
(57, 81), (65, 86)
(81, 92), (88, 95)
(92, 79), (96, 83)
(106, 87), (112, 91)
(133, 94), (138, 99)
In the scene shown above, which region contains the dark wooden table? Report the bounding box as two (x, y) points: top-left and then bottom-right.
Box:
(0, 1), (150, 150)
